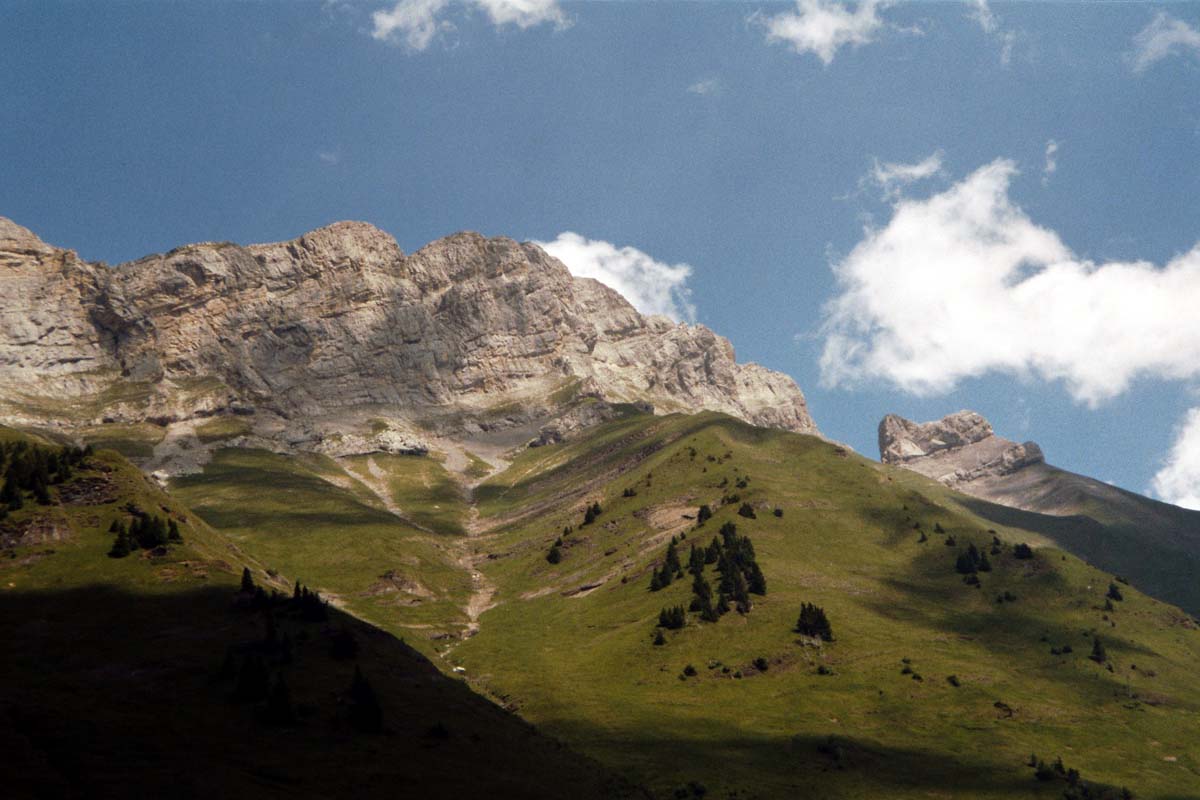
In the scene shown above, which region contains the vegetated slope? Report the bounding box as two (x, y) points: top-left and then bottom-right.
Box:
(0, 429), (644, 800)
(880, 411), (1200, 615)
(447, 412), (1200, 800)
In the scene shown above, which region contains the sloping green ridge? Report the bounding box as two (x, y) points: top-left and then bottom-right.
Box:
(0, 432), (643, 800)
(139, 411), (1200, 799)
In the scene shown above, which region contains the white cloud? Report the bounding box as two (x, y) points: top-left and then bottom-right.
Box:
(535, 232), (697, 323)
(317, 149), (341, 165)
(1130, 12), (1200, 73)
(1152, 407), (1200, 510)
(967, 0), (997, 34)
(1041, 139), (1058, 185)
(867, 151), (944, 199)
(756, 0), (889, 65)
(968, 0), (1016, 65)
(820, 158), (1200, 405)
(371, 0), (566, 51)
(687, 78), (720, 96)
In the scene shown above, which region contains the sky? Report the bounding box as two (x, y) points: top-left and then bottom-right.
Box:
(2, 1), (1200, 507)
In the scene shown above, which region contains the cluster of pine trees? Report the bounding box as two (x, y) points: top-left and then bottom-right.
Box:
(954, 542), (993, 577)
(108, 508), (182, 557)
(794, 602), (834, 641)
(0, 441), (90, 513)
(1027, 753), (1133, 799)
(652, 520), (766, 633)
(220, 568), (382, 731)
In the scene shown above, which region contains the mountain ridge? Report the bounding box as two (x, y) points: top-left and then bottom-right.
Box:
(0, 217), (816, 470)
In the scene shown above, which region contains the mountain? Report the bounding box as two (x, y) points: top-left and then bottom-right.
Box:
(0, 217), (815, 472)
(164, 408), (1200, 800)
(879, 410), (1200, 614)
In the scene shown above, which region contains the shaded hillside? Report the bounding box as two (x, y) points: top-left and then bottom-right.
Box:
(879, 410), (1200, 614)
(0, 430), (643, 800)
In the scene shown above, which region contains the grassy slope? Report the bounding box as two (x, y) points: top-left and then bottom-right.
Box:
(0, 434), (641, 800)
(171, 448), (474, 655)
(450, 412), (1200, 800)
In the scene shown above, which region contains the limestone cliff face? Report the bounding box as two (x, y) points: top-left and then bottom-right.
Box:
(0, 218), (817, 455)
(878, 411), (1044, 487)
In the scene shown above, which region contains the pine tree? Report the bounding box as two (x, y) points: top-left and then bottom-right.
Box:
(688, 544), (705, 576)
(167, 519), (182, 542)
(732, 571), (752, 614)
(108, 527), (131, 558)
(1107, 582), (1124, 602)
(737, 502), (756, 519)
(665, 540), (682, 574)
(653, 629), (666, 646)
(696, 504), (712, 526)
(546, 545), (562, 564)
(241, 567), (256, 594)
(704, 537), (721, 564)
(977, 552), (992, 572)
(746, 562), (767, 596)
(1089, 636), (1107, 663)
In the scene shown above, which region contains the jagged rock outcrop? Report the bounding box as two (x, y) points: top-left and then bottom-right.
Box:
(0, 217), (817, 464)
(878, 410), (1044, 488)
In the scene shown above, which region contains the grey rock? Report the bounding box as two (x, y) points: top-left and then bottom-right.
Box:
(0, 218), (818, 453)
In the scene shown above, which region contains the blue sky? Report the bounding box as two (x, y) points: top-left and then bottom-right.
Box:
(3, 1), (1200, 505)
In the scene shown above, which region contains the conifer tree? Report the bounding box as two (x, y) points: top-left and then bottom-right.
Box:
(747, 562), (767, 596)
(704, 537), (721, 564)
(1089, 636), (1107, 664)
(241, 567), (256, 594)
(546, 544), (562, 564)
(696, 504), (712, 526)
(795, 602), (834, 641)
(108, 527), (131, 558)
(167, 519), (182, 542)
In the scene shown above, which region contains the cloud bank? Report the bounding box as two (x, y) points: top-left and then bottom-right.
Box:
(536, 232), (696, 323)
(820, 158), (1200, 405)
(1152, 408), (1200, 510)
(1130, 12), (1200, 73)
(371, 0), (566, 51)
(756, 0), (889, 65)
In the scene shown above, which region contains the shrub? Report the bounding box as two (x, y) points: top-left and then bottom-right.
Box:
(1107, 582), (1124, 602)
(773, 507), (783, 518)
(682, 664), (697, 677)
(737, 502), (756, 519)
(1013, 543), (1034, 559)
(947, 675), (961, 687)
(753, 657), (769, 672)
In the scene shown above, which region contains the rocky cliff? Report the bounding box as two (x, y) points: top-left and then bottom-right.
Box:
(0, 217), (817, 465)
(878, 410), (1045, 491)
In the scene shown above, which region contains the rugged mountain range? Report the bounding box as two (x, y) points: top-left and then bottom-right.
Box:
(0, 217), (815, 464)
(880, 410), (1200, 614)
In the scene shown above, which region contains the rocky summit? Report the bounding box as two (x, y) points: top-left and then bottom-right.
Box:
(0, 218), (816, 469)
(878, 410), (1045, 491)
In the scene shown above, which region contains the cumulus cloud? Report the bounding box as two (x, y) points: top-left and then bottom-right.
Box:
(687, 78), (720, 96)
(1129, 12), (1200, 73)
(371, 0), (566, 51)
(756, 0), (889, 65)
(1041, 139), (1058, 185)
(1152, 408), (1200, 510)
(820, 158), (1200, 405)
(867, 151), (944, 199)
(535, 232), (696, 323)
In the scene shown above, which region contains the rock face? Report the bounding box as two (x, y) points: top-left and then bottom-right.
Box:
(878, 411), (1044, 488)
(0, 218), (817, 460)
